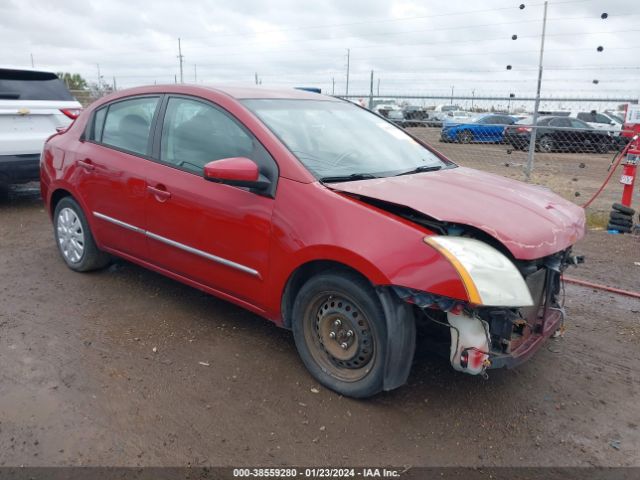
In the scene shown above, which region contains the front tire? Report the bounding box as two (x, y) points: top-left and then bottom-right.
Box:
(457, 130), (473, 144)
(292, 271), (388, 398)
(53, 197), (110, 272)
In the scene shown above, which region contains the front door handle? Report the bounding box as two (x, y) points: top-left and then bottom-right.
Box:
(77, 159), (94, 171)
(147, 185), (172, 202)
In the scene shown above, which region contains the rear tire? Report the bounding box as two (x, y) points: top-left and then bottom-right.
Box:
(538, 135), (554, 153)
(596, 140), (610, 154)
(292, 270), (389, 398)
(53, 197), (110, 272)
(0, 183), (8, 202)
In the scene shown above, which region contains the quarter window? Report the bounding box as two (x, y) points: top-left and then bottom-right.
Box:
(91, 107), (107, 141)
(101, 96), (159, 155)
(160, 97), (255, 174)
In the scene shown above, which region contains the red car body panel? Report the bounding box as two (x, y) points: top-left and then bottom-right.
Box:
(329, 167), (586, 260)
(40, 84), (584, 329)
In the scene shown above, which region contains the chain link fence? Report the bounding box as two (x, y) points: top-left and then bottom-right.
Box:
(338, 94), (639, 231)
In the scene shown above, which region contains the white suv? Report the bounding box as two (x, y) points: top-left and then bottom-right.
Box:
(0, 67), (82, 191)
(569, 110), (621, 134)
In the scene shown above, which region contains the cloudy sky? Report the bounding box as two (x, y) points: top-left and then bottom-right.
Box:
(2, 0), (638, 108)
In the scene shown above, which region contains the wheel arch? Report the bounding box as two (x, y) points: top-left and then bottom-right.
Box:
(49, 188), (74, 218)
(280, 259), (372, 330)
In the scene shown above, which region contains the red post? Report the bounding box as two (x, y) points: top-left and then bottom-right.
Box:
(620, 136), (639, 208)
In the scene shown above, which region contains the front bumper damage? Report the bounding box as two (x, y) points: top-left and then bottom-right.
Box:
(393, 249), (583, 377)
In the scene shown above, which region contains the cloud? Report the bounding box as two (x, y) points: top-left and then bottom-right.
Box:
(1, 0), (638, 106)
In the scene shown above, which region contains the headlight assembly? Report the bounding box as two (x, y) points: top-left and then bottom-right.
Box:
(424, 236), (534, 307)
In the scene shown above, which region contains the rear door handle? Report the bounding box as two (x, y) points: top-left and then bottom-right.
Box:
(77, 159), (94, 171)
(147, 185), (172, 201)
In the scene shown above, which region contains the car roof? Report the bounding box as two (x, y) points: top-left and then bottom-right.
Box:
(108, 84), (341, 102)
(208, 85), (339, 100)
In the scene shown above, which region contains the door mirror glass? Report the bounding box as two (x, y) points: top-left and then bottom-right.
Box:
(203, 157), (270, 191)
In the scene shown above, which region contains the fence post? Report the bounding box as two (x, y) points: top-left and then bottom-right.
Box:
(525, 0), (548, 182)
(368, 70), (374, 110)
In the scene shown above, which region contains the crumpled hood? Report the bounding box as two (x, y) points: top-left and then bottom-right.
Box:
(330, 167), (586, 260)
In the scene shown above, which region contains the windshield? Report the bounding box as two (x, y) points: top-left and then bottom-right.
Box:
(606, 113), (623, 124)
(243, 99), (450, 179)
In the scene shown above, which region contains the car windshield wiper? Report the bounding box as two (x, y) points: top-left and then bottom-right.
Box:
(319, 173), (378, 183)
(394, 165), (443, 176)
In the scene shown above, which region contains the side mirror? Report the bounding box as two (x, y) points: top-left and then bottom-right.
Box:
(203, 157), (271, 192)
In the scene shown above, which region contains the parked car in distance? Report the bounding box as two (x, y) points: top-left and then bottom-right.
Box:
(0, 67), (81, 193)
(426, 104), (461, 126)
(441, 113), (517, 143)
(386, 107), (429, 128)
(370, 99), (401, 118)
(504, 116), (614, 153)
(569, 110), (621, 134)
(41, 85), (585, 398)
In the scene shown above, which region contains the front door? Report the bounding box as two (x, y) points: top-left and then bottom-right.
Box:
(144, 96), (277, 308)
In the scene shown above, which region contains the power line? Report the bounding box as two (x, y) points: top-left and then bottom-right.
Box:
(176, 0), (593, 42)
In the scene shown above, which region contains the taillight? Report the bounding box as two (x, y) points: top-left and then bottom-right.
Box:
(60, 108), (82, 120)
(515, 126), (532, 133)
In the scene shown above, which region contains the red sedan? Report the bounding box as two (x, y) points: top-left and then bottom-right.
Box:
(41, 85), (585, 398)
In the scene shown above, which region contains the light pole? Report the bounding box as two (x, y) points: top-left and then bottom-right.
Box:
(525, 1), (548, 181)
(345, 48), (350, 96)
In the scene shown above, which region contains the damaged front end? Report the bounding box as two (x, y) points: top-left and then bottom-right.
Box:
(393, 248), (584, 377)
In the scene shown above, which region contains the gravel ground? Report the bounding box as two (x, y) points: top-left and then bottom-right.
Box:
(0, 184), (638, 468)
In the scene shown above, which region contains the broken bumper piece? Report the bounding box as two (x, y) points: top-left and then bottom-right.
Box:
(487, 307), (563, 370)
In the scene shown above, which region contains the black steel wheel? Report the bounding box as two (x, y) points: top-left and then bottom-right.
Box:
(292, 270), (389, 398)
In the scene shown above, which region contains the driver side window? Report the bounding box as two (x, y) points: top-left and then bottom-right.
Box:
(160, 97), (255, 174)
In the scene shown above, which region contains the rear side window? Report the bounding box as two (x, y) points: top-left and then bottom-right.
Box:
(91, 107), (107, 141)
(569, 118), (589, 129)
(577, 112), (592, 122)
(160, 97), (256, 174)
(0, 69), (74, 101)
(101, 97), (159, 156)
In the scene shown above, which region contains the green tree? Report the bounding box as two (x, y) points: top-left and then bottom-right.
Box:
(57, 72), (88, 90)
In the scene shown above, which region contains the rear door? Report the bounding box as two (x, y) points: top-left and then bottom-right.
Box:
(569, 118), (606, 151)
(549, 118), (574, 150)
(0, 69), (82, 156)
(74, 95), (161, 260)
(478, 116), (508, 142)
(143, 95), (277, 308)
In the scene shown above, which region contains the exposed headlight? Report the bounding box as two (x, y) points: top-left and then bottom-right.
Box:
(424, 236), (534, 307)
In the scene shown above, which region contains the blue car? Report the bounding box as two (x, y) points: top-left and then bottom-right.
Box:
(441, 114), (517, 143)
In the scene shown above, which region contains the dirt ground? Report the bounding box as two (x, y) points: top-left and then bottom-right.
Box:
(0, 183), (639, 469)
